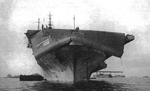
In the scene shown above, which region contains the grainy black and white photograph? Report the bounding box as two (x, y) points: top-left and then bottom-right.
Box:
(0, 0), (150, 91)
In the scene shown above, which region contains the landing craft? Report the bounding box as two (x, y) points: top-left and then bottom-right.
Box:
(25, 13), (134, 84)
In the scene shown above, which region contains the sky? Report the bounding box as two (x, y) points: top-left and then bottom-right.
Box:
(0, 0), (150, 77)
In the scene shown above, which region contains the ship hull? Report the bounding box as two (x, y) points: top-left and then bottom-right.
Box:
(37, 45), (109, 83)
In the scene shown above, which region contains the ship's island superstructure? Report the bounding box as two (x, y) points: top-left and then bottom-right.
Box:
(25, 14), (134, 84)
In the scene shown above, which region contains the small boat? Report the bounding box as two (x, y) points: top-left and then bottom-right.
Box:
(20, 73), (44, 81)
(143, 76), (148, 78)
(93, 73), (112, 78)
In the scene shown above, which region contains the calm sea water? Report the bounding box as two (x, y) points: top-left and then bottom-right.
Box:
(0, 77), (150, 91)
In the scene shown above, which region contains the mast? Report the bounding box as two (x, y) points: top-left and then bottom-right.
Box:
(48, 13), (52, 29)
(37, 18), (40, 30)
(73, 15), (75, 29)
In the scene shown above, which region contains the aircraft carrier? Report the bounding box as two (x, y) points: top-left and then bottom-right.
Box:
(25, 14), (134, 84)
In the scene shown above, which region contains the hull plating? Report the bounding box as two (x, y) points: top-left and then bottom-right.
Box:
(37, 45), (108, 83)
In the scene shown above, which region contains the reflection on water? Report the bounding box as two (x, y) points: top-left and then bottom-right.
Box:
(30, 80), (143, 91)
(0, 77), (150, 91)
(31, 80), (116, 91)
